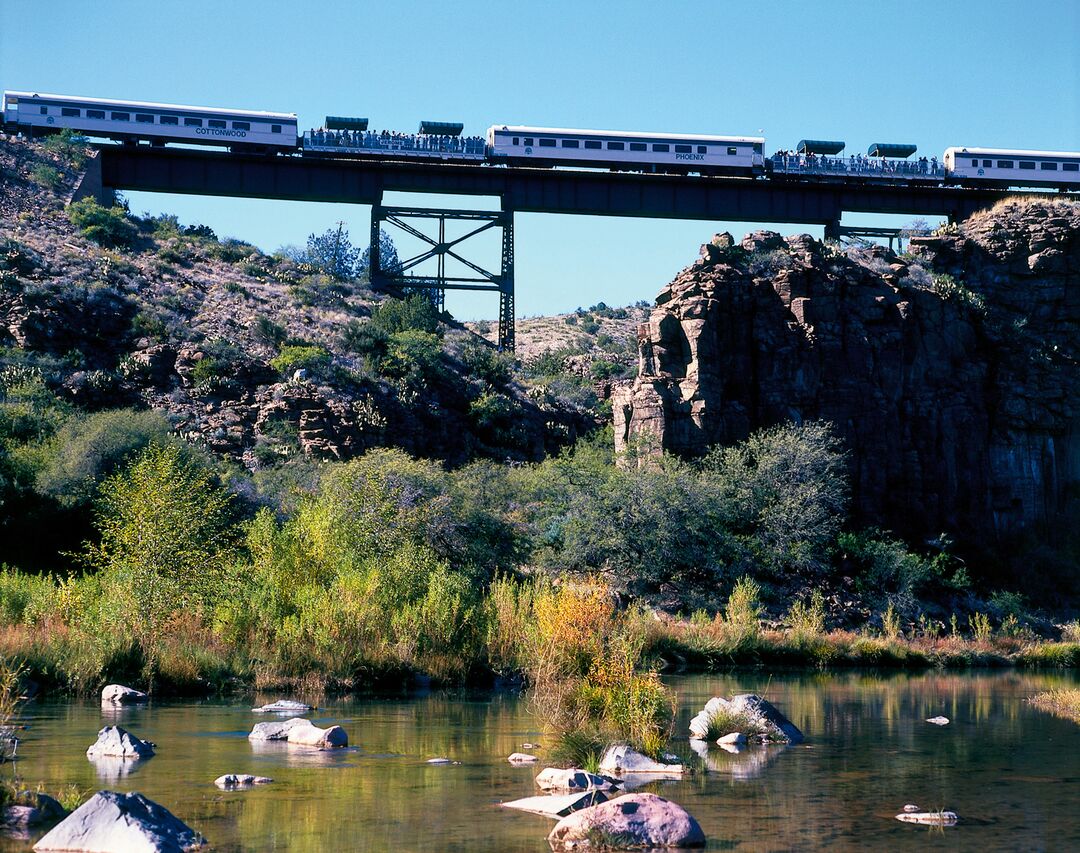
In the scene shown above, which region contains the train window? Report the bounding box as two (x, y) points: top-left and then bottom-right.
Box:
(607, 141), (625, 150)
(208, 119), (226, 129)
(184, 118), (203, 127)
(512, 137), (519, 145)
(160, 116), (179, 126)
(271, 124), (281, 133)
(232, 121), (250, 131)
(675, 145), (692, 153)
(87, 109), (105, 119)
(697, 146), (707, 154)
(584, 140), (601, 149)
(1063, 163), (1079, 172)
(39, 106), (48, 115)
(61, 107), (80, 117)
(971, 159), (978, 167)
(982, 160), (992, 167)
(111, 112), (130, 121)
(1040, 162), (1058, 170)
(523, 137), (534, 146)
(135, 114), (154, 123)
(652, 143), (669, 152)
(561, 139), (579, 148)
(629, 142), (647, 151)
(1019, 161), (1036, 170)
(538, 138), (556, 147)
(997, 160), (1013, 168)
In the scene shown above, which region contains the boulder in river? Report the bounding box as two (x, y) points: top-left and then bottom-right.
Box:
(535, 768), (616, 793)
(32, 791), (206, 851)
(507, 752), (538, 764)
(3, 793), (67, 829)
(251, 700), (313, 714)
(100, 685), (148, 706)
(248, 717), (347, 748)
(895, 810), (958, 825)
(926, 716), (950, 726)
(214, 774), (273, 789)
(690, 694), (803, 744)
(426, 757), (454, 765)
(501, 791), (607, 818)
(598, 744), (683, 776)
(547, 792), (705, 849)
(85, 726), (154, 760)
(718, 732), (746, 746)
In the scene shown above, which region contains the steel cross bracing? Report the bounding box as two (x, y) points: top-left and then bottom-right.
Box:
(369, 203), (516, 350)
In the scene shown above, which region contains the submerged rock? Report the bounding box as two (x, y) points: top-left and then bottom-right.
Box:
(547, 792), (705, 848)
(598, 744), (684, 776)
(214, 774), (273, 789)
(33, 791), (206, 851)
(501, 791), (607, 818)
(426, 758), (454, 765)
(251, 700), (313, 714)
(535, 768), (616, 793)
(100, 685), (148, 706)
(895, 810), (959, 825)
(85, 726), (154, 760)
(507, 752), (538, 764)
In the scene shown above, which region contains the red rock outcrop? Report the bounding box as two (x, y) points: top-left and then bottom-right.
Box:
(614, 200), (1080, 548)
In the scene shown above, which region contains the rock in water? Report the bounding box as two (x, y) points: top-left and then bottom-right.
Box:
(895, 810), (958, 825)
(598, 744), (684, 775)
(926, 716), (950, 726)
(33, 791), (206, 851)
(3, 793), (67, 829)
(85, 726), (155, 760)
(426, 758), (453, 765)
(718, 732), (747, 746)
(501, 791), (608, 818)
(535, 768), (616, 793)
(214, 774), (273, 789)
(507, 752), (538, 764)
(548, 792), (705, 848)
(100, 684), (148, 706)
(251, 700), (312, 714)
(248, 717), (347, 748)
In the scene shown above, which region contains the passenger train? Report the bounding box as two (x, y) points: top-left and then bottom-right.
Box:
(5, 90), (1080, 191)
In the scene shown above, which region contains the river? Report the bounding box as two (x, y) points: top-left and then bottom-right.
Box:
(3, 670), (1078, 851)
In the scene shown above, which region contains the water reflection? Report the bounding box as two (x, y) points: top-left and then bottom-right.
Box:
(1, 670), (1077, 852)
(86, 753), (153, 782)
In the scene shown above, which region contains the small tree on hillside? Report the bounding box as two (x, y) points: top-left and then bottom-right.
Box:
(305, 222), (361, 280)
(358, 229), (402, 277)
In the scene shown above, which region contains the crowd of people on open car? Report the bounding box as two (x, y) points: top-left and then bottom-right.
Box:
(305, 128), (486, 155)
(771, 150), (943, 176)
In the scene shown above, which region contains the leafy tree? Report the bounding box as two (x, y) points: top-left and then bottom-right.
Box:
(305, 222), (361, 280)
(358, 229), (402, 276)
(87, 443), (239, 680)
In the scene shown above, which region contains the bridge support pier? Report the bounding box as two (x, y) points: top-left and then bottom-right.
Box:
(369, 195), (516, 350)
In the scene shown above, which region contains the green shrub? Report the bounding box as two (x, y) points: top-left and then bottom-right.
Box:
(41, 129), (89, 168)
(0, 566), (55, 624)
(253, 316), (287, 349)
(460, 340), (513, 387)
(340, 319), (389, 357)
(370, 295), (440, 336)
(67, 198), (137, 248)
(270, 345), (331, 377)
(841, 529), (930, 605)
(30, 164), (63, 190)
(383, 330), (444, 387)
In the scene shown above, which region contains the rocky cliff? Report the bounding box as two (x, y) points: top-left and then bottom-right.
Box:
(614, 201), (1080, 555)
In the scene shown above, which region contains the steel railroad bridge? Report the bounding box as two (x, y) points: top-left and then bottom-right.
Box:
(86, 145), (1024, 350)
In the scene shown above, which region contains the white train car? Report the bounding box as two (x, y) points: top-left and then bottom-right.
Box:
(944, 146), (1080, 189)
(2, 91), (298, 153)
(487, 125), (764, 175)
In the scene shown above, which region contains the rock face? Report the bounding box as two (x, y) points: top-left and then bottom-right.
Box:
(247, 717), (347, 748)
(535, 768), (616, 793)
(614, 201), (1080, 554)
(33, 791), (206, 852)
(85, 726), (155, 760)
(101, 684), (148, 706)
(547, 792), (705, 849)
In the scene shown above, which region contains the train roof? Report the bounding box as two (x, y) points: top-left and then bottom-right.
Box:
(490, 125), (764, 144)
(3, 91), (297, 121)
(945, 145), (1080, 159)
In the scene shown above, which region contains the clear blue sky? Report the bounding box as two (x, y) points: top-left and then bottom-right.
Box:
(3, 0), (1077, 318)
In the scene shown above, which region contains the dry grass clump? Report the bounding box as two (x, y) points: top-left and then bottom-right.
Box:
(1028, 689), (1080, 723)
